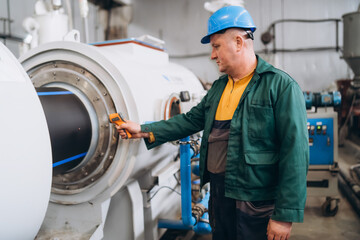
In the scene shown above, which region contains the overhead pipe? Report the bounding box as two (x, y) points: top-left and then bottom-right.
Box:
(79, 0), (89, 42)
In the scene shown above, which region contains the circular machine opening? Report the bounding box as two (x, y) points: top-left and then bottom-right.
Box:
(164, 95), (182, 120)
(29, 61), (118, 194)
(36, 87), (92, 175)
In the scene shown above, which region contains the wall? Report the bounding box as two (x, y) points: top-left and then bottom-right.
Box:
(1, 0), (359, 91)
(128, 0), (360, 91)
(248, 0), (360, 91)
(0, 0), (102, 56)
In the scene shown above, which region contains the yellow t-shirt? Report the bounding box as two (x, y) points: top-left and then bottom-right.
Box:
(215, 71), (255, 120)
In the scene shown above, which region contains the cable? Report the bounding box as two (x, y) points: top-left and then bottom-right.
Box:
(147, 185), (181, 202)
(173, 171), (181, 185)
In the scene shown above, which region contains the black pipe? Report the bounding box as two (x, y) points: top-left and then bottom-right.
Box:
(263, 18), (341, 54)
(36, 87), (92, 176)
(7, 0), (11, 35)
(0, 33), (23, 42)
(338, 169), (360, 217)
(336, 20), (339, 52)
(268, 18), (341, 28)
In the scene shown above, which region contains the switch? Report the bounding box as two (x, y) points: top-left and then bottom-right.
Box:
(309, 137), (314, 146)
(310, 125), (315, 135)
(322, 125), (327, 135)
(180, 91), (190, 102)
(316, 125), (322, 135)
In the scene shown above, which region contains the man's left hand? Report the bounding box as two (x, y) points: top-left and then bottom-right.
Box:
(267, 219), (292, 240)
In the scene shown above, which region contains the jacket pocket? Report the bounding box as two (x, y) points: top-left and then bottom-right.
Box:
(244, 152), (278, 189)
(248, 105), (275, 140)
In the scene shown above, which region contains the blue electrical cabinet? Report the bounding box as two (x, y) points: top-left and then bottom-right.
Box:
(304, 92), (340, 216)
(308, 118), (334, 165)
(306, 108), (340, 216)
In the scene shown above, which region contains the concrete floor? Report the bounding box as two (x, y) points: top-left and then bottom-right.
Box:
(291, 195), (360, 240)
(290, 142), (360, 240)
(162, 141), (360, 240)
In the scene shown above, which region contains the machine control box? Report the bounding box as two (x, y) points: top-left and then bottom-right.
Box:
(307, 117), (334, 165)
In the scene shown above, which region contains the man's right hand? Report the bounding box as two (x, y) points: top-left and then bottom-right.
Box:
(115, 120), (150, 139)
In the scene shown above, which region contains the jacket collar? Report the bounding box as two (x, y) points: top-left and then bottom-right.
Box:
(254, 54), (276, 75)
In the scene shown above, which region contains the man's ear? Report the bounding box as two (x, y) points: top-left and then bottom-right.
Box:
(235, 35), (244, 52)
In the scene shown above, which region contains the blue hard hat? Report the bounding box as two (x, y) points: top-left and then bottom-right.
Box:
(201, 6), (256, 44)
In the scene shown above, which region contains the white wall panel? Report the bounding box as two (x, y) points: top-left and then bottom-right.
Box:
(1, 0), (360, 90)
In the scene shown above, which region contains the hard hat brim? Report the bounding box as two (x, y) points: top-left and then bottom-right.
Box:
(201, 35), (211, 44)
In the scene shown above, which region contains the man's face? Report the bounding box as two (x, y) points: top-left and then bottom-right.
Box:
(210, 31), (237, 74)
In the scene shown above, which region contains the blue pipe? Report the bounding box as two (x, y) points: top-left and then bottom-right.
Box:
(192, 162), (200, 176)
(190, 147), (195, 159)
(158, 137), (211, 234)
(52, 152), (87, 167)
(37, 91), (73, 96)
(158, 136), (196, 229)
(158, 219), (192, 230)
(193, 191), (212, 234)
(180, 136), (197, 227)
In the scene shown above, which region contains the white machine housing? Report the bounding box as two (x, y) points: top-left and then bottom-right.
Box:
(19, 38), (205, 239)
(0, 43), (52, 239)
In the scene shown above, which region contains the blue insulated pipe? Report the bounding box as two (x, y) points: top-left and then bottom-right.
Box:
(193, 191), (212, 234)
(158, 137), (196, 229)
(158, 137), (211, 234)
(180, 136), (197, 227)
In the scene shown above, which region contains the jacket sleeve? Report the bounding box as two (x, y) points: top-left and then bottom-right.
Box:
(140, 86), (212, 149)
(271, 81), (309, 223)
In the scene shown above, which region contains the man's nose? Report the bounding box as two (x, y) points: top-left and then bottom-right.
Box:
(211, 49), (217, 60)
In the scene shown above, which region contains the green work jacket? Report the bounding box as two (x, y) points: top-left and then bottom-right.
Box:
(141, 56), (309, 223)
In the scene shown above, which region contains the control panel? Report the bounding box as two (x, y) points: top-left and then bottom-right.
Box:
(307, 118), (334, 165)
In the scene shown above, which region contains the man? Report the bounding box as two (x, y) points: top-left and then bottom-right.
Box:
(117, 6), (309, 240)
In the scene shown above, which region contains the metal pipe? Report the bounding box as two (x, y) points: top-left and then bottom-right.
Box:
(272, 24), (276, 54)
(158, 137), (196, 229)
(193, 191), (212, 234)
(83, 17), (89, 43)
(79, 0), (89, 43)
(339, 170), (360, 216)
(158, 219), (192, 230)
(180, 136), (197, 227)
(0, 33), (23, 42)
(158, 137), (212, 234)
(336, 20), (339, 52)
(65, 0), (74, 30)
(7, 0), (11, 35)
(267, 18), (341, 53)
(192, 162), (200, 176)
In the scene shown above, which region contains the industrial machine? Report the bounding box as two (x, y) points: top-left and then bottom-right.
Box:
(0, 42), (52, 240)
(1, 36), (206, 239)
(337, 6), (360, 217)
(304, 91), (341, 216)
(339, 6), (360, 142)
